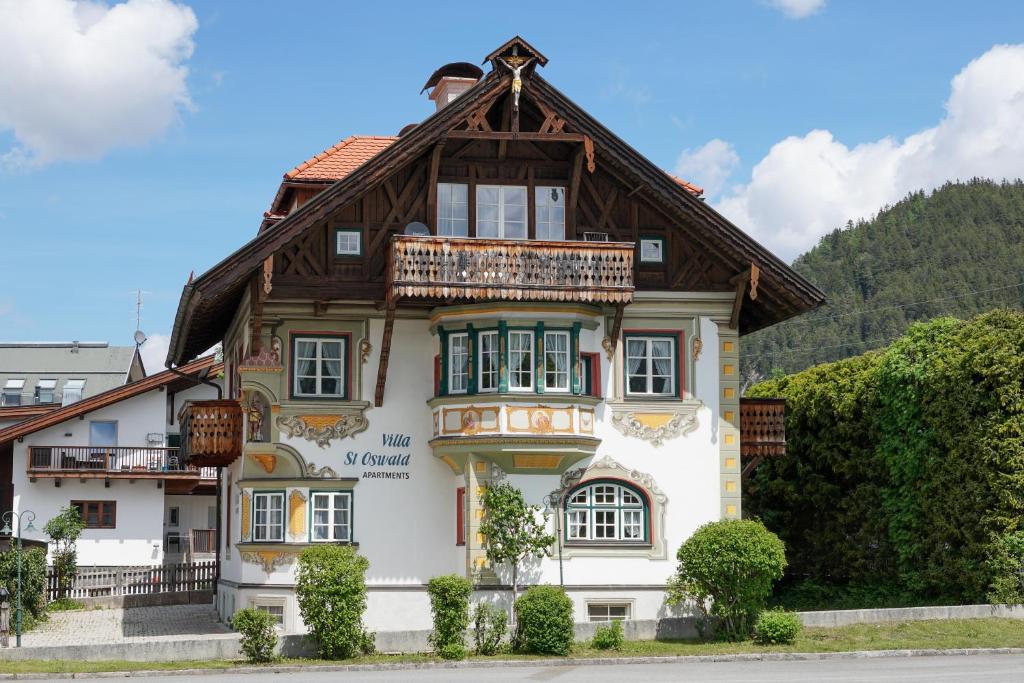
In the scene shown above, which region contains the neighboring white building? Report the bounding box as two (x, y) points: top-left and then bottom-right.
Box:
(0, 357), (221, 567)
(168, 37), (820, 633)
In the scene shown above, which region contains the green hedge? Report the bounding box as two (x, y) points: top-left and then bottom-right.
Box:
(295, 545), (374, 659)
(746, 310), (1024, 604)
(426, 575), (472, 659)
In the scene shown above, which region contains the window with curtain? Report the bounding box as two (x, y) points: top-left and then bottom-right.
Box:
(477, 185), (527, 239)
(625, 336), (676, 396)
(448, 333), (469, 393)
(252, 492), (284, 542)
(438, 183), (469, 236)
(478, 331), (499, 392)
(508, 331), (533, 390)
(535, 186), (566, 240)
(565, 482), (647, 543)
(311, 492), (351, 542)
(293, 337), (346, 398)
(544, 331), (570, 391)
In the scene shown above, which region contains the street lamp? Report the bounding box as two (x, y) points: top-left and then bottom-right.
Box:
(542, 492), (564, 588)
(1, 510), (37, 647)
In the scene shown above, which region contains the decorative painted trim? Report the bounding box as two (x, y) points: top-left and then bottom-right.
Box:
(560, 455), (668, 505)
(240, 491), (252, 542)
(304, 461), (339, 478)
(601, 336), (614, 360)
(240, 550), (296, 575)
(249, 453), (277, 474)
(276, 413), (368, 448)
(359, 338), (372, 365)
(288, 489), (307, 540)
(610, 408), (699, 447)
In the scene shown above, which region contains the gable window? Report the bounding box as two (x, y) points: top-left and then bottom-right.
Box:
(35, 379), (57, 404)
(252, 492), (284, 542)
(508, 331), (534, 390)
(335, 228), (362, 256)
(544, 331), (570, 391)
(311, 491), (352, 543)
(62, 379), (86, 405)
(565, 482), (647, 543)
(477, 185), (527, 239)
(293, 336), (347, 399)
(640, 237), (665, 263)
(478, 331), (499, 392)
(625, 335), (677, 397)
(448, 333), (469, 394)
(2, 379), (24, 406)
(72, 501), (116, 529)
(438, 183), (469, 237)
(536, 187), (566, 240)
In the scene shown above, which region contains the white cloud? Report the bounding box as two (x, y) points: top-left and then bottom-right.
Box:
(0, 0), (198, 168)
(674, 139), (740, 198)
(139, 332), (170, 375)
(763, 0), (826, 19)
(703, 44), (1024, 261)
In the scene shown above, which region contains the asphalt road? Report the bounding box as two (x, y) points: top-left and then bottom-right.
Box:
(33, 653), (1024, 682)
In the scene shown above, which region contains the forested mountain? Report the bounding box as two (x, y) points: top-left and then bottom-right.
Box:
(743, 179), (1024, 377)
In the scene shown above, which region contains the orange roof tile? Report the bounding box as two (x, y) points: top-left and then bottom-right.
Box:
(668, 174), (704, 197)
(285, 135), (399, 182)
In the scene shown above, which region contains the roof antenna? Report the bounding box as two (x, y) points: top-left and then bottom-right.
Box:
(133, 289), (149, 349)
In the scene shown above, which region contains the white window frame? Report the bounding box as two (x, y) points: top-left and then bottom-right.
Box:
(476, 185), (528, 239)
(640, 237), (664, 263)
(565, 482), (647, 543)
(508, 330), (534, 391)
(293, 337), (346, 398)
(310, 491), (352, 543)
(437, 182), (469, 237)
(335, 228), (362, 256)
(2, 379), (24, 407)
(447, 333), (469, 394)
(252, 492), (285, 542)
(624, 336), (676, 397)
(478, 330), (499, 393)
(535, 186), (566, 241)
(35, 379), (57, 404)
(544, 331), (570, 392)
(586, 601), (633, 622)
(62, 379), (86, 405)
(249, 596), (287, 628)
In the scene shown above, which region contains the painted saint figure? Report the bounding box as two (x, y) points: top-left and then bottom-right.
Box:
(498, 56), (533, 110)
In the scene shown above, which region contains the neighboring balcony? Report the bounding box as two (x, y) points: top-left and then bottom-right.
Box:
(27, 446), (204, 482)
(388, 235), (634, 304)
(179, 400), (243, 468)
(739, 397), (786, 457)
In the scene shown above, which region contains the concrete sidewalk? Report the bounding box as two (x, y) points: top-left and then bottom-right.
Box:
(20, 604), (229, 647)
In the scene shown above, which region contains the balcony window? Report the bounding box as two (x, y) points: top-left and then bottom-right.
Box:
(35, 379), (57, 404)
(311, 491), (352, 543)
(62, 379), (86, 405)
(565, 481), (647, 543)
(477, 185), (527, 239)
(508, 331), (534, 390)
(438, 183), (469, 237)
(252, 492), (284, 542)
(448, 333), (469, 394)
(292, 336), (347, 399)
(624, 335), (677, 397)
(544, 331), (570, 392)
(2, 379), (24, 406)
(478, 331), (499, 392)
(536, 187), (566, 240)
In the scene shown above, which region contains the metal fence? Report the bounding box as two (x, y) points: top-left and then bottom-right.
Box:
(46, 561), (216, 601)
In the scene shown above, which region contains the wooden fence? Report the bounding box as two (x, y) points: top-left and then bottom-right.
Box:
(46, 561), (216, 601)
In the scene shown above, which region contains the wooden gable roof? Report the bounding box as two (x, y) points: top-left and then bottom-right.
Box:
(167, 39), (823, 366)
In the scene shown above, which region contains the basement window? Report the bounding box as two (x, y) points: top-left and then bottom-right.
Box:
(587, 602), (631, 622)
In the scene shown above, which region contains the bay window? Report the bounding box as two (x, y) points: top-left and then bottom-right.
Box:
(252, 492), (284, 542)
(448, 333), (469, 394)
(478, 331), (499, 392)
(535, 186), (566, 240)
(544, 331), (570, 391)
(508, 331), (534, 390)
(477, 185), (527, 239)
(625, 335), (677, 397)
(293, 336), (347, 399)
(311, 491), (352, 543)
(565, 482), (647, 543)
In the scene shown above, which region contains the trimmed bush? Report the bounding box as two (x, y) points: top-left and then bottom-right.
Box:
(44, 506), (84, 601)
(513, 586), (574, 655)
(591, 620), (624, 650)
(427, 575), (472, 660)
(232, 608), (279, 663)
(667, 519), (787, 640)
(753, 610), (802, 645)
(0, 548), (47, 626)
(472, 602), (507, 655)
(295, 545), (374, 659)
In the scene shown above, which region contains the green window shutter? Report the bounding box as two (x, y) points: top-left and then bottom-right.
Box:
(498, 321), (509, 393)
(535, 321), (545, 394)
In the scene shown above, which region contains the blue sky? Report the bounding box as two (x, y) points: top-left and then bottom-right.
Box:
(2, 0), (1024, 369)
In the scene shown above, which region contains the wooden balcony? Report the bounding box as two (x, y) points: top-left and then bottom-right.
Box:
(740, 398), (786, 457)
(27, 446), (201, 480)
(388, 235), (634, 304)
(179, 400), (243, 467)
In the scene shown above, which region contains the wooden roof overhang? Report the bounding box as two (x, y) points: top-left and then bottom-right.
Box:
(168, 38), (824, 367)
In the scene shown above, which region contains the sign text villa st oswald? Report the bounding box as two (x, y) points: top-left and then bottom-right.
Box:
(345, 433), (412, 479)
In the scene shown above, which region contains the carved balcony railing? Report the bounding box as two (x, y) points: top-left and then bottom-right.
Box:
(740, 398), (786, 458)
(27, 446), (200, 478)
(388, 235), (634, 304)
(179, 400), (243, 467)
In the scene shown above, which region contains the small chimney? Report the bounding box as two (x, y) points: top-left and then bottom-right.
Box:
(421, 62), (484, 112)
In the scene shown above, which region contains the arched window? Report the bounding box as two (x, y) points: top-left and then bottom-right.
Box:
(564, 481), (648, 543)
